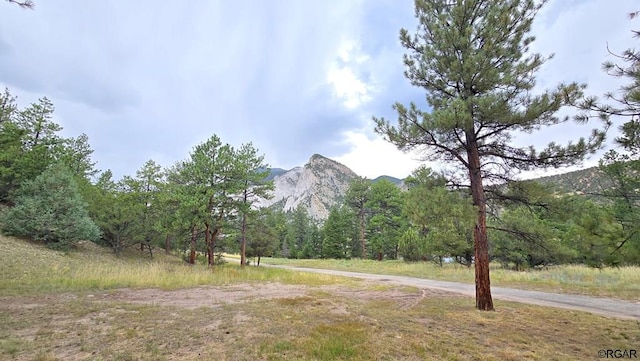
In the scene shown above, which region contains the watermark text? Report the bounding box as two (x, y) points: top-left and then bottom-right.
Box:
(598, 349), (637, 359)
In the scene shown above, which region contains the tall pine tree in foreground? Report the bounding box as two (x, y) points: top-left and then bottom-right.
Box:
(374, 0), (607, 310)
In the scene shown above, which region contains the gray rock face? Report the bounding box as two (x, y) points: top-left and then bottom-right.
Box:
(257, 154), (358, 220)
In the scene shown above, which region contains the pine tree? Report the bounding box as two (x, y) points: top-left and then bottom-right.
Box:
(85, 170), (140, 255)
(0, 89), (22, 202)
(0, 93), (64, 203)
(589, 11), (640, 264)
(2, 163), (100, 249)
(233, 143), (273, 267)
(245, 209), (278, 266)
(345, 177), (371, 258)
(180, 136), (241, 266)
(374, 0), (606, 310)
(403, 167), (476, 266)
(4, 0), (35, 9)
(127, 160), (165, 257)
(366, 179), (405, 261)
(321, 206), (354, 259)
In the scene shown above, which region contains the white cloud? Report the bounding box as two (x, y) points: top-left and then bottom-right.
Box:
(327, 67), (372, 109)
(333, 0), (638, 182)
(511, 0), (637, 178)
(327, 40), (375, 109)
(333, 128), (426, 179)
(337, 40), (357, 62)
(1, 0), (636, 181)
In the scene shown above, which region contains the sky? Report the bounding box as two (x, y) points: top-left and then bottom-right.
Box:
(0, 0), (637, 180)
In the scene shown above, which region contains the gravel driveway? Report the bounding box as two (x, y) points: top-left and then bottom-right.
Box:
(262, 263), (640, 320)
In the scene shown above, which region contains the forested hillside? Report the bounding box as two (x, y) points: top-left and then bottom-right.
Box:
(533, 167), (611, 196)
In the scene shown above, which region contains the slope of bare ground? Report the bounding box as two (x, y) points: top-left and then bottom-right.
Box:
(98, 282), (309, 309)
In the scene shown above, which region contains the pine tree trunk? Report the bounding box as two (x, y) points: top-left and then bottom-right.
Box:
(240, 188), (248, 268)
(211, 229), (218, 267)
(359, 209), (366, 258)
(114, 234), (122, 256)
(189, 226), (197, 264)
(473, 211), (493, 310)
(466, 138), (494, 311)
(240, 214), (247, 268)
(205, 224), (213, 267)
(146, 240), (153, 258)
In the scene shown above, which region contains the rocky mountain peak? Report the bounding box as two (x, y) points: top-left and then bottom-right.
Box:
(257, 153), (602, 221)
(306, 154), (355, 177)
(256, 154), (358, 220)
(308, 153), (328, 163)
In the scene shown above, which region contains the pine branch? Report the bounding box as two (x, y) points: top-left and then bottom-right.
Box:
(5, 0), (33, 8)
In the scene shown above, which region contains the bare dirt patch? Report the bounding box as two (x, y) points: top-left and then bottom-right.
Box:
(94, 282), (309, 309)
(2, 281), (638, 361)
(320, 282), (456, 310)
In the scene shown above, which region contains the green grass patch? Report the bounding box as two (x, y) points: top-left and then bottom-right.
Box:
(305, 321), (368, 359)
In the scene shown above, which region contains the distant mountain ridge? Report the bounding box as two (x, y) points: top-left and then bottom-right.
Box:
(260, 155), (609, 221)
(533, 166), (610, 196)
(372, 175), (402, 185)
(265, 168), (287, 181)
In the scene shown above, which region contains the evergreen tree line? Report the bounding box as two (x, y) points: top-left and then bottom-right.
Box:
(0, 85), (637, 268)
(0, 88), (276, 266)
(292, 158), (639, 268)
(1, 3), (639, 277)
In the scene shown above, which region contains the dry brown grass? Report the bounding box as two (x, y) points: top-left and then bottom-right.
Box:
(1, 283), (638, 361)
(1, 235), (638, 360)
(0, 235), (350, 296)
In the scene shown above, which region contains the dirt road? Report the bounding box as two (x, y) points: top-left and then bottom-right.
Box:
(258, 263), (640, 320)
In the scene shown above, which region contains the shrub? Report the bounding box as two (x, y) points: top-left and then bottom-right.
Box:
(2, 163), (100, 250)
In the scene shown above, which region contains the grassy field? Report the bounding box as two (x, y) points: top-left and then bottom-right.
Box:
(1, 235), (639, 360)
(0, 237), (351, 296)
(252, 257), (640, 300)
